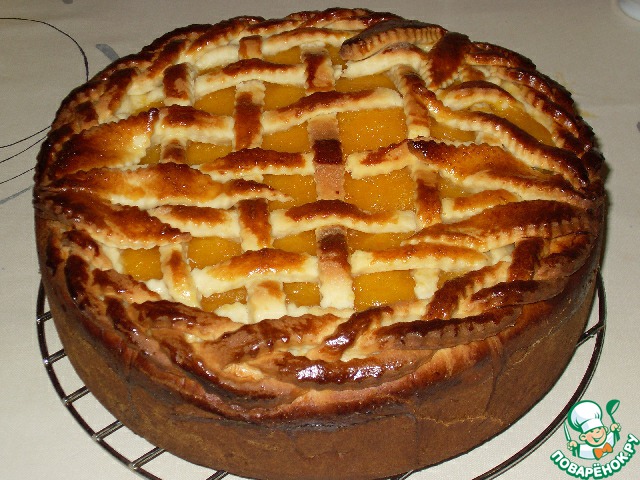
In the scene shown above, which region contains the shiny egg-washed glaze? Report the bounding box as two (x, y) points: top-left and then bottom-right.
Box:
(35, 7), (604, 427)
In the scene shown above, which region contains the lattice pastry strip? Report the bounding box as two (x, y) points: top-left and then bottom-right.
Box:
(302, 47), (355, 312)
(159, 243), (200, 308)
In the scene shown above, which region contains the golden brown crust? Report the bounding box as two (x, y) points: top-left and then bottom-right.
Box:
(35, 8), (605, 479)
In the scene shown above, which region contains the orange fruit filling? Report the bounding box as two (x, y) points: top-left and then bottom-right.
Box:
(201, 288), (247, 312)
(338, 107), (407, 154)
(335, 73), (395, 93)
(272, 230), (317, 255)
(353, 271), (416, 311)
(429, 121), (476, 143)
(188, 236), (242, 269)
(263, 174), (316, 210)
(347, 230), (413, 253)
(474, 103), (554, 145)
(438, 177), (474, 198)
(262, 123), (311, 153)
(140, 144), (161, 165)
(185, 142), (233, 165)
(326, 45), (345, 66)
(263, 83), (306, 110)
(264, 46), (301, 65)
(121, 247), (162, 281)
(283, 282), (321, 307)
(437, 270), (465, 288)
(344, 168), (414, 213)
(194, 87), (236, 116)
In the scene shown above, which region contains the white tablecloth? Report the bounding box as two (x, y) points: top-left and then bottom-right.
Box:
(2, 1), (639, 479)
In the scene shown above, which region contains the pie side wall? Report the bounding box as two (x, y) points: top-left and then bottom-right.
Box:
(36, 215), (601, 480)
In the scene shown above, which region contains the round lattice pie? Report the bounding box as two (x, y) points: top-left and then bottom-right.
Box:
(35, 8), (605, 480)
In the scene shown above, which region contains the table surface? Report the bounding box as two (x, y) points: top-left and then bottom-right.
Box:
(2, 1), (639, 479)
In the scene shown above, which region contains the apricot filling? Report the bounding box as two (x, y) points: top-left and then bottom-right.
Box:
(263, 83), (306, 110)
(262, 174), (316, 210)
(121, 247), (162, 281)
(338, 107), (407, 154)
(140, 144), (161, 165)
(429, 121), (476, 143)
(438, 177), (474, 198)
(347, 230), (413, 253)
(344, 168), (415, 213)
(335, 73), (395, 93)
(473, 103), (554, 145)
(326, 44), (345, 66)
(262, 123), (311, 153)
(188, 236), (242, 268)
(194, 87), (236, 116)
(353, 270), (416, 311)
(283, 282), (321, 307)
(272, 230), (317, 255)
(201, 287), (247, 312)
(437, 270), (465, 288)
(185, 142), (233, 165)
(264, 46), (301, 65)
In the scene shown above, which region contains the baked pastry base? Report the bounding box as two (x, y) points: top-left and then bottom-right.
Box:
(39, 216), (600, 480)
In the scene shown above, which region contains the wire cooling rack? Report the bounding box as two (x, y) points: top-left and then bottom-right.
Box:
(36, 273), (606, 480)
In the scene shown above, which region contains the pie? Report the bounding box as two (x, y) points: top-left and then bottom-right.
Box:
(34, 8), (605, 480)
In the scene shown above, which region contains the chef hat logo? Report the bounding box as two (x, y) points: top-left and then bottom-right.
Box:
(568, 400), (604, 434)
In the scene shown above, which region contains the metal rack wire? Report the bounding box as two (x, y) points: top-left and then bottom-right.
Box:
(36, 273), (606, 480)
